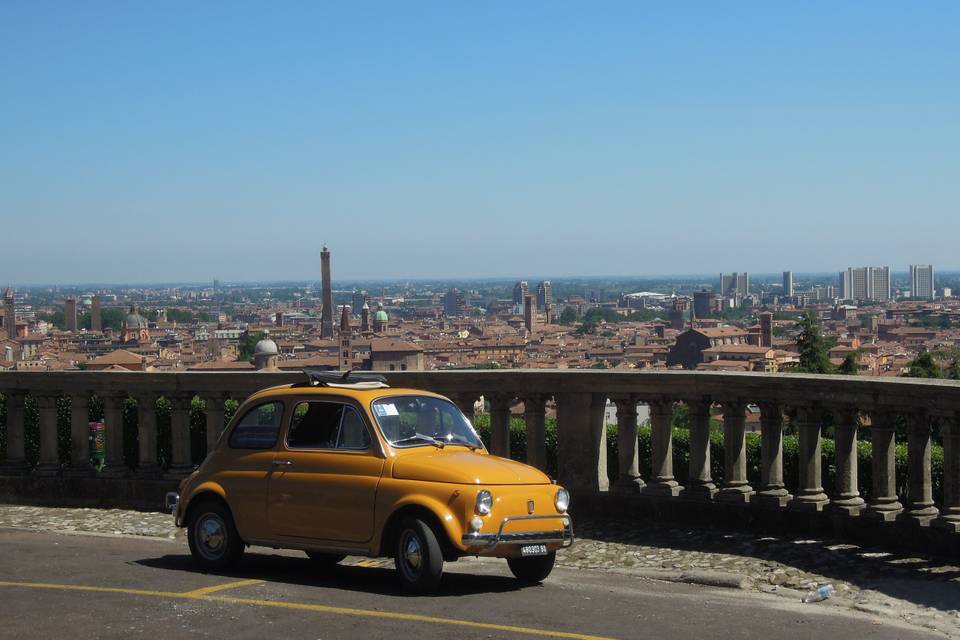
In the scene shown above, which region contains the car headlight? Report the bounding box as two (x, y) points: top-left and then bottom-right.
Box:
(555, 488), (570, 513)
(475, 489), (493, 515)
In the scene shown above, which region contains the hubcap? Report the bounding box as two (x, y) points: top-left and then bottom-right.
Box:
(196, 513), (226, 560)
(399, 530), (422, 579)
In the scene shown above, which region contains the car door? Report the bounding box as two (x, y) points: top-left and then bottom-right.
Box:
(214, 399), (285, 541)
(268, 397), (385, 543)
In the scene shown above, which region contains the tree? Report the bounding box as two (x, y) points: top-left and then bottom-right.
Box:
(559, 307), (578, 325)
(237, 331), (266, 362)
(906, 352), (942, 379)
(795, 311), (836, 374)
(948, 356), (960, 381)
(839, 351), (860, 375)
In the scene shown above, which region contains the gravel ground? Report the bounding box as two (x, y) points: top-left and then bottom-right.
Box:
(1, 504), (958, 637)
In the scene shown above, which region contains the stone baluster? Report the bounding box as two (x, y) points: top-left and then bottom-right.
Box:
(165, 394), (195, 478)
(790, 406), (829, 511)
(717, 401), (753, 503)
(755, 402), (790, 508)
(613, 396), (644, 492)
(934, 413), (960, 533)
(642, 399), (682, 497)
(685, 398), (716, 501)
(865, 409), (902, 521)
(100, 394), (128, 477)
(34, 394), (61, 476)
(832, 407), (865, 516)
(203, 394), (228, 457)
(136, 393), (160, 477)
(65, 393), (92, 477)
(556, 392), (609, 492)
(488, 393), (512, 458)
(900, 411), (939, 526)
(0, 391), (29, 474)
(522, 394), (548, 472)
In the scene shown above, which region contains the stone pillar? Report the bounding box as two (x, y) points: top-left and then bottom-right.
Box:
(34, 395), (61, 476)
(203, 394), (227, 458)
(136, 394), (160, 477)
(865, 410), (903, 521)
(489, 394), (512, 458)
(65, 393), (92, 477)
(900, 411), (939, 526)
(165, 394), (194, 478)
(642, 399), (682, 497)
(453, 393), (476, 425)
(790, 406), (829, 511)
(556, 392), (608, 492)
(934, 414), (960, 533)
(100, 395), (129, 477)
(755, 402), (790, 508)
(832, 407), (865, 516)
(717, 401), (753, 504)
(614, 396), (644, 492)
(0, 391), (29, 473)
(685, 398), (716, 500)
(522, 394), (548, 472)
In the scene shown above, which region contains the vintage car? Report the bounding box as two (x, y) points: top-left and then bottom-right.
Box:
(167, 371), (573, 592)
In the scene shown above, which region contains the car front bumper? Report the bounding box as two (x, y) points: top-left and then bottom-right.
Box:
(461, 514), (574, 550)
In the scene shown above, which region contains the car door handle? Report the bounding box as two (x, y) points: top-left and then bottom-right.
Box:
(272, 459), (293, 467)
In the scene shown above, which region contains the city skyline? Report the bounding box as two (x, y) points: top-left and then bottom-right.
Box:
(2, 3), (959, 283)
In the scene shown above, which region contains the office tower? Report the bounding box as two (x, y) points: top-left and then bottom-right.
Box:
(910, 265), (935, 299)
(841, 266), (891, 302)
(444, 288), (464, 317)
(720, 272), (749, 297)
(91, 295), (102, 331)
(352, 290), (368, 315)
(783, 271), (794, 297)
(870, 266), (891, 302)
(320, 246), (334, 339)
(693, 289), (714, 320)
(512, 281), (529, 306)
(759, 312), (773, 348)
(536, 281), (553, 308)
(65, 297), (78, 332)
(339, 305), (352, 371)
(839, 270), (851, 300)
(523, 294), (537, 333)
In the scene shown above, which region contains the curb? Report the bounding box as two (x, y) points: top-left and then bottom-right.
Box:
(588, 566), (752, 590)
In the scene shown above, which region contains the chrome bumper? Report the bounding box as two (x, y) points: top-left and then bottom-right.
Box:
(461, 514), (574, 549)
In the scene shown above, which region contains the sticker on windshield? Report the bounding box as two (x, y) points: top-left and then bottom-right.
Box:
(374, 403), (399, 417)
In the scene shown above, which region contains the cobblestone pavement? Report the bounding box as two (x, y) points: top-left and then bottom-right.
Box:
(2, 504), (958, 637)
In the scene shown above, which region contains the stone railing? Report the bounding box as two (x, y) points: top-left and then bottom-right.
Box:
(0, 370), (958, 543)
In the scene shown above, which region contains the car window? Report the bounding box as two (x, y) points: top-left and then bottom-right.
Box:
(228, 401), (284, 449)
(288, 401), (371, 451)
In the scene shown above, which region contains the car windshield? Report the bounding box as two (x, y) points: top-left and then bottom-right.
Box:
(371, 395), (484, 450)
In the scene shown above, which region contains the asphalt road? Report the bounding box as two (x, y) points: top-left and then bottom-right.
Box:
(0, 528), (938, 640)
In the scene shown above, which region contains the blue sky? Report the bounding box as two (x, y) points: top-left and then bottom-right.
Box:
(1, 2), (957, 284)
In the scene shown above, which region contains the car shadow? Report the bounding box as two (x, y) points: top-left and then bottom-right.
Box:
(134, 551), (526, 597)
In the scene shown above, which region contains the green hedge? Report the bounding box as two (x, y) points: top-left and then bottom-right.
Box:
(473, 414), (944, 505)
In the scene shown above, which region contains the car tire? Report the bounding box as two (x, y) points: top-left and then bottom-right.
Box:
(187, 499), (245, 571)
(507, 552), (556, 584)
(305, 551), (346, 566)
(394, 517), (443, 593)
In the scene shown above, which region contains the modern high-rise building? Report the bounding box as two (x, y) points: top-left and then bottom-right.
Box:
(320, 246), (334, 339)
(692, 289), (715, 320)
(782, 271), (794, 297)
(910, 265), (935, 299)
(512, 281), (529, 306)
(352, 289), (368, 315)
(444, 288), (464, 317)
(536, 281), (552, 308)
(840, 266), (890, 302)
(65, 297), (78, 332)
(719, 272), (749, 297)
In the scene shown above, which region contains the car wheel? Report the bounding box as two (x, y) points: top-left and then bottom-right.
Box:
(394, 517), (443, 593)
(187, 499), (244, 570)
(305, 551), (346, 566)
(507, 551), (556, 584)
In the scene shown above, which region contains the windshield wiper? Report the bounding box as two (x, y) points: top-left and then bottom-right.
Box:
(392, 434), (445, 448)
(444, 436), (480, 451)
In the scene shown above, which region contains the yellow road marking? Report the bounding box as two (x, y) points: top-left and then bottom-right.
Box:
(181, 578), (264, 597)
(0, 580), (616, 640)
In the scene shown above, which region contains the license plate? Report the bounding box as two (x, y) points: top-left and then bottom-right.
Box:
(520, 544), (548, 557)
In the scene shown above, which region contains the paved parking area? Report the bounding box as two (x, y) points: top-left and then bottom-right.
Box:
(0, 528), (945, 640)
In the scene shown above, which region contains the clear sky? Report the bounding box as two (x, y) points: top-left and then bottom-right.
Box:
(1, 2), (958, 284)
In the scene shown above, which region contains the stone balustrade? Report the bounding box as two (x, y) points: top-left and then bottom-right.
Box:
(0, 370), (958, 543)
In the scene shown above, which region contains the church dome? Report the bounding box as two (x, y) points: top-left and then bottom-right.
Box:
(124, 305), (149, 329)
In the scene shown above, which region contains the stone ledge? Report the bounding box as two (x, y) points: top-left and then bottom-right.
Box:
(0, 474), (178, 512)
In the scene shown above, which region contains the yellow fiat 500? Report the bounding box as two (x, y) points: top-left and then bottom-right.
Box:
(168, 371), (573, 593)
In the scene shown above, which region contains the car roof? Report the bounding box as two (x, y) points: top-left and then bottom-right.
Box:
(244, 384), (449, 406)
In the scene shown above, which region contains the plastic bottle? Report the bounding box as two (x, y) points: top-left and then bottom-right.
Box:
(802, 584), (835, 603)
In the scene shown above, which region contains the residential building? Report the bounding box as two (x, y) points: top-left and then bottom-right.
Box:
(910, 264), (934, 299)
(782, 271), (794, 297)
